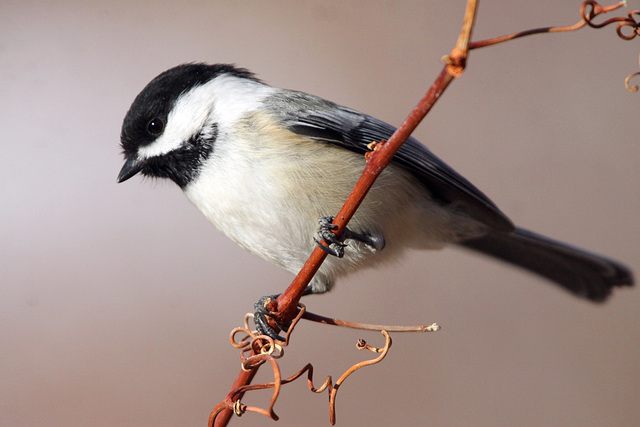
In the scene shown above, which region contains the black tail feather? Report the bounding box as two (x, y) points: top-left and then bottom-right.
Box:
(459, 227), (633, 302)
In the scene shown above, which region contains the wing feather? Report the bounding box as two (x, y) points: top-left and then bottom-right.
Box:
(264, 90), (514, 231)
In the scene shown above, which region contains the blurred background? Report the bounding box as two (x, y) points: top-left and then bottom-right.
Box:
(2, 1), (639, 426)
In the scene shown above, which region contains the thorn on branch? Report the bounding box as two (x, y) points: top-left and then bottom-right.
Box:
(365, 139), (386, 161)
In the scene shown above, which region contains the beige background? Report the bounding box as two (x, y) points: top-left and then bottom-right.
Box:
(2, 1), (639, 426)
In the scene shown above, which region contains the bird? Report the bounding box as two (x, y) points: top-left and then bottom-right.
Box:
(117, 63), (633, 334)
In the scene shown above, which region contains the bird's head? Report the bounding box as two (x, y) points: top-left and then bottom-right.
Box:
(117, 63), (260, 188)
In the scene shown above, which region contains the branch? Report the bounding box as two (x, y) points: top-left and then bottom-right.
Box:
(210, 1), (638, 425)
(270, 0), (478, 337)
(210, 2), (478, 425)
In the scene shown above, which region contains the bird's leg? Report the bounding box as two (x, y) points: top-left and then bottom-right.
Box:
(313, 216), (385, 257)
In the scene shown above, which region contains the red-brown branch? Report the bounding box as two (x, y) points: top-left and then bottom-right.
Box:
(272, 0), (477, 333)
(211, 3), (478, 426)
(210, 0), (637, 425)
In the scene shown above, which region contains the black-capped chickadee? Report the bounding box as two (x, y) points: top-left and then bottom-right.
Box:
(118, 63), (633, 319)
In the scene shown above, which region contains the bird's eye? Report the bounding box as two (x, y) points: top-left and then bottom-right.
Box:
(147, 117), (165, 135)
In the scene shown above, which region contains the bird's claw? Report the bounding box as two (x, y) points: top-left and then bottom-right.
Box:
(314, 216), (347, 257)
(253, 295), (287, 342)
(313, 215), (385, 258)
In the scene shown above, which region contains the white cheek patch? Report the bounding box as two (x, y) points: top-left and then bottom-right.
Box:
(136, 75), (276, 160)
(137, 85), (215, 159)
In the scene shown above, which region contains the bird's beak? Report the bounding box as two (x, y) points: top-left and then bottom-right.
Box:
(117, 158), (144, 183)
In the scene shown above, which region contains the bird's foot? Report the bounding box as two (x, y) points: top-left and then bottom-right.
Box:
(253, 294), (288, 342)
(313, 216), (385, 257)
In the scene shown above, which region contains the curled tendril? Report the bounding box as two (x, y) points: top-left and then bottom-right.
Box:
(625, 54), (640, 93)
(617, 11), (640, 40)
(210, 328), (394, 426)
(625, 73), (639, 92)
(582, 1), (640, 40)
(232, 400), (246, 416)
(212, 302), (440, 426)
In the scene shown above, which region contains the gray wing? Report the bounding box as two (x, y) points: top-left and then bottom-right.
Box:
(264, 89), (514, 232)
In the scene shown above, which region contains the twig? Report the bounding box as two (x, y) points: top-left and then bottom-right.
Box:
(468, 1), (640, 92)
(468, 1), (627, 49)
(302, 310), (441, 333)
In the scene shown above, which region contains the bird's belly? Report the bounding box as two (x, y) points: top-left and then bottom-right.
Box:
(183, 154), (324, 272)
(183, 134), (485, 284)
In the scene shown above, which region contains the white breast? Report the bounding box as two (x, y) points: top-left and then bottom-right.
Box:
(184, 93), (485, 292)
